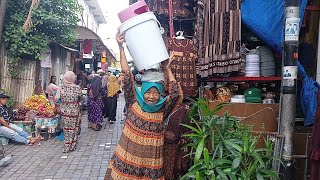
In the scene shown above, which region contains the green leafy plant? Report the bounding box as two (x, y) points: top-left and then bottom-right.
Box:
(2, 0), (82, 77)
(181, 98), (280, 180)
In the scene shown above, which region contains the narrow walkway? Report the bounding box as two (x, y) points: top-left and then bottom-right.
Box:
(0, 93), (126, 180)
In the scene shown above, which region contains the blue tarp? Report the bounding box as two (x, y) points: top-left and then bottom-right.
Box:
(298, 61), (319, 126)
(242, 0), (308, 53)
(242, 0), (318, 126)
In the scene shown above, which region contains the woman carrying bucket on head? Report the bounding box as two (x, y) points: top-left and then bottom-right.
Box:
(104, 30), (183, 179)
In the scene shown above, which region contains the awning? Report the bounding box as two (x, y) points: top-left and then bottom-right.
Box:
(75, 26), (103, 40)
(75, 26), (117, 63)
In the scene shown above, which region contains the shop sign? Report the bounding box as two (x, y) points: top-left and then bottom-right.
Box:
(285, 17), (300, 41)
(40, 50), (52, 68)
(283, 66), (297, 79)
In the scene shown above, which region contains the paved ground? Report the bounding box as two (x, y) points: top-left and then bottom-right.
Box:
(0, 93), (127, 180)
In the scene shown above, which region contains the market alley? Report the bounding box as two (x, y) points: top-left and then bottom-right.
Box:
(0, 93), (127, 180)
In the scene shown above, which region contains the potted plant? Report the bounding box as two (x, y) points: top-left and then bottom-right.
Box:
(181, 98), (280, 180)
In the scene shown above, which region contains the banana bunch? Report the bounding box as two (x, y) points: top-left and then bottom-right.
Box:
(23, 95), (50, 110)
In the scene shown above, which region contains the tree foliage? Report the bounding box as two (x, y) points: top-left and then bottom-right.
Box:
(3, 0), (82, 77)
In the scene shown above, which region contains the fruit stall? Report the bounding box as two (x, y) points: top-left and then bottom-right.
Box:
(12, 95), (59, 140)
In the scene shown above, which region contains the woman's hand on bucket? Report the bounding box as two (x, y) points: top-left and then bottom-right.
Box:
(116, 29), (125, 47)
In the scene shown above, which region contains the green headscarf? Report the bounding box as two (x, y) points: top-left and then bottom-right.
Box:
(135, 82), (168, 113)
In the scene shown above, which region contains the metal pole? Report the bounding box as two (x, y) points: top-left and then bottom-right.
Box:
(279, 0), (300, 179)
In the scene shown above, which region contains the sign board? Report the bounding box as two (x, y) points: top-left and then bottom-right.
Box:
(283, 66), (297, 79)
(285, 17), (300, 41)
(66, 52), (71, 66)
(40, 50), (52, 68)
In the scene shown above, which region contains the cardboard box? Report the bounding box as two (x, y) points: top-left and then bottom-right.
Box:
(209, 102), (279, 132)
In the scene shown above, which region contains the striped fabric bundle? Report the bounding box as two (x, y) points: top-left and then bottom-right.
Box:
(196, 0), (242, 77)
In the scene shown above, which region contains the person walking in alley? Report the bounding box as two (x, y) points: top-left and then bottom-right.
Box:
(55, 71), (82, 153)
(101, 70), (109, 118)
(45, 75), (59, 105)
(77, 70), (89, 89)
(0, 93), (39, 145)
(105, 75), (121, 124)
(87, 76), (104, 131)
(104, 31), (183, 179)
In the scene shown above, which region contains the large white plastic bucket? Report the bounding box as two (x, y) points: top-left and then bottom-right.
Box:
(120, 12), (169, 71)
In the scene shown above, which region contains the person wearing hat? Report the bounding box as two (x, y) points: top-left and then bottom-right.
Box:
(97, 69), (104, 77)
(0, 93), (39, 145)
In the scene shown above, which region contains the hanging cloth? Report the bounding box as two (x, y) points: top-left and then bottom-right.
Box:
(309, 90), (320, 180)
(167, 38), (198, 97)
(83, 40), (92, 54)
(198, 0), (242, 77)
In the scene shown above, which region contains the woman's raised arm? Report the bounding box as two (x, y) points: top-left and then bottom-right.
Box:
(116, 29), (136, 106)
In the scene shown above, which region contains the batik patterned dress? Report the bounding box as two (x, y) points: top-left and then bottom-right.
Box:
(87, 84), (104, 127)
(105, 72), (183, 180)
(60, 85), (82, 153)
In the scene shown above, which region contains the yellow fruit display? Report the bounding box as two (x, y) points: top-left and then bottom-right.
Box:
(23, 95), (56, 118)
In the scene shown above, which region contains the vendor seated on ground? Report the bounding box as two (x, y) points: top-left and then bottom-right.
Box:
(0, 93), (39, 145)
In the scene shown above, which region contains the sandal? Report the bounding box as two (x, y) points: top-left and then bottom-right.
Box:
(94, 124), (102, 131)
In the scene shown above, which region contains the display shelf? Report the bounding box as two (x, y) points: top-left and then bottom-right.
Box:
(205, 76), (282, 82)
(11, 121), (33, 124)
(305, 6), (320, 11)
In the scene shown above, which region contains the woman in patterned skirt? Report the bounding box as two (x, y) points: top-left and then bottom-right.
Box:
(55, 71), (82, 153)
(87, 76), (104, 131)
(104, 31), (183, 179)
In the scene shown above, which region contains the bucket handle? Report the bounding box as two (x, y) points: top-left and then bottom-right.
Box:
(154, 19), (165, 35)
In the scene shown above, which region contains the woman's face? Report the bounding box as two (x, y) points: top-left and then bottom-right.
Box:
(52, 76), (56, 83)
(143, 87), (160, 105)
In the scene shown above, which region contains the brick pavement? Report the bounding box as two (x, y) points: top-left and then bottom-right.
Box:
(0, 93), (127, 180)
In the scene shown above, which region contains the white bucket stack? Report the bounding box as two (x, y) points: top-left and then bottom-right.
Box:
(245, 52), (260, 77)
(258, 46), (275, 77)
(118, 1), (169, 71)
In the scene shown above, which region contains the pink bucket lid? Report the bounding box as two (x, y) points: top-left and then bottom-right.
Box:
(118, 0), (150, 23)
